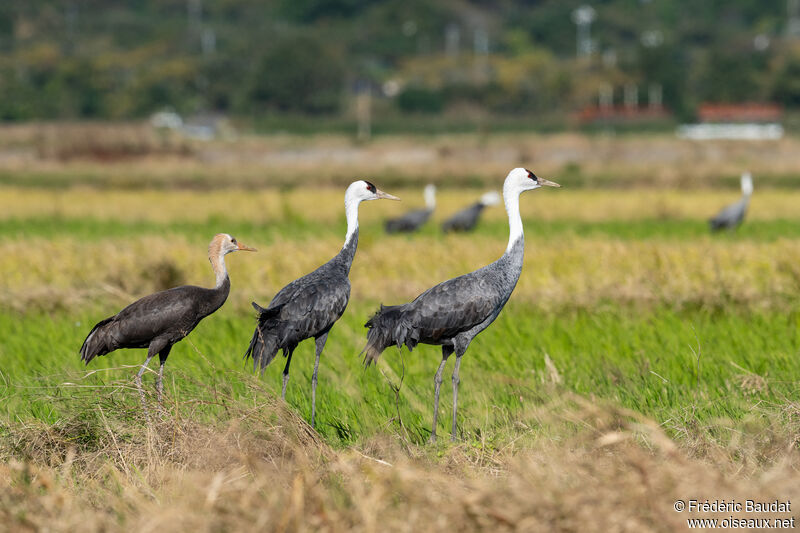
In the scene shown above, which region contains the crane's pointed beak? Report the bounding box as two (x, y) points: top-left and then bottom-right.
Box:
(376, 189), (401, 201)
(237, 242), (257, 252)
(538, 177), (561, 188)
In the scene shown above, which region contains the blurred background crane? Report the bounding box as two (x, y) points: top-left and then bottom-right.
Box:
(385, 184), (436, 233)
(442, 191), (500, 233)
(709, 172), (754, 232)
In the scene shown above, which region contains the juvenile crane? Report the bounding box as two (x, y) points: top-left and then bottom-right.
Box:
(245, 181), (399, 427)
(363, 168), (559, 442)
(80, 234), (256, 402)
(709, 172), (753, 232)
(441, 191), (501, 233)
(385, 184), (435, 233)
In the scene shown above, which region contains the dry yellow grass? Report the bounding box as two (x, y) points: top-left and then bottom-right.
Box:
(1, 186), (800, 223)
(2, 233), (799, 313)
(2, 393), (798, 532)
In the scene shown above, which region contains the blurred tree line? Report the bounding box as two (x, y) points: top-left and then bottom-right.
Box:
(0, 0), (799, 122)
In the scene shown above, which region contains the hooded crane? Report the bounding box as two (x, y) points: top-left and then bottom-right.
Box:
(245, 181), (399, 427)
(441, 191), (501, 233)
(363, 168), (559, 442)
(385, 184), (435, 233)
(80, 234), (256, 402)
(709, 172), (753, 232)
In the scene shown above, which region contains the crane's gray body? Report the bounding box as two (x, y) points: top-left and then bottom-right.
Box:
(710, 172), (753, 232)
(709, 197), (749, 231)
(364, 236), (523, 362)
(245, 230), (356, 370)
(80, 278), (231, 364)
(362, 167), (559, 442)
(385, 208), (433, 233)
(441, 202), (486, 232)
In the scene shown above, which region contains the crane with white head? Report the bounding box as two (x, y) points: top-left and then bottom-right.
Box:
(245, 180), (399, 427)
(385, 184), (436, 233)
(709, 172), (753, 232)
(363, 168), (559, 442)
(441, 190), (501, 232)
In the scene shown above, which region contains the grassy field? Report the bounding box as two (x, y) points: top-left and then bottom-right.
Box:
(2, 133), (800, 530)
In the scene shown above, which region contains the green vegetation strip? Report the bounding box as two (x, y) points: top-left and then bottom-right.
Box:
(2, 305), (797, 447)
(4, 216), (800, 242)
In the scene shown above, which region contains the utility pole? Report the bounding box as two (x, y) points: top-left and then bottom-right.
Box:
(648, 83), (662, 109)
(445, 23), (460, 58)
(572, 5), (596, 58)
(356, 83), (371, 142)
(789, 0), (800, 37)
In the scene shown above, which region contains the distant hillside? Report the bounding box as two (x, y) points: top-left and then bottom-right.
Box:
(0, 0), (798, 123)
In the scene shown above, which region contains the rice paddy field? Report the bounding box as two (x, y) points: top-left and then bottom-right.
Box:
(1, 127), (799, 531)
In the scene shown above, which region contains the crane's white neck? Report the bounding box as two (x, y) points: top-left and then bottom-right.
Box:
(343, 191), (361, 249)
(741, 174), (753, 197)
(209, 246), (228, 288)
(424, 185), (436, 210)
(504, 185), (523, 252)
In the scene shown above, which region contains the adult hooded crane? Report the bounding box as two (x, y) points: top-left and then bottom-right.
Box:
(245, 180), (399, 427)
(385, 184), (435, 233)
(441, 191), (501, 233)
(363, 168), (559, 442)
(80, 233), (256, 402)
(709, 172), (753, 232)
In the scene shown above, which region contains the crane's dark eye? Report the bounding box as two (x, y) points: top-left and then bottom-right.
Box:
(365, 181), (377, 193)
(231, 238), (237, 245)
(526, 170), (538, 182)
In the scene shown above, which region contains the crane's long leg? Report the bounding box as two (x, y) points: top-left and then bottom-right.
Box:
(136, 353), (154, 407)
(156, 345), (172, 404)
(430, 345), (453, 443)
(281, 347), (295, 399)
(450, 354), (463, 442)
(311, 333), (329, 429)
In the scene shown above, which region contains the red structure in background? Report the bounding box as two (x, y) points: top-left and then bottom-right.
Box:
(697, 103), (782, 123)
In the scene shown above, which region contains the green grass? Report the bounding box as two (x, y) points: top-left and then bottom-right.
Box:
(6, 215), (800, 243)
(2, 304), (797, 447)
(2, 185), (799, 453)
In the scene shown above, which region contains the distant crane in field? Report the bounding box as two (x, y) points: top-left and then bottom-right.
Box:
(362, 168), (559, 442)
(245, 181), (399, 427)
(441, 191), (501, 233)
(709, 172), (753, 232)
(385, 184), (435, 233)
(80, 234), (256, 403)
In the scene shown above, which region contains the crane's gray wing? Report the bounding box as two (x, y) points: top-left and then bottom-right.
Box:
(409, 273), (501, 341)
(268, 271), (351, 336)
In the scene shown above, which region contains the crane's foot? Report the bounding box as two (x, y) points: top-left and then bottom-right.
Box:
(429, 433), (437, 444)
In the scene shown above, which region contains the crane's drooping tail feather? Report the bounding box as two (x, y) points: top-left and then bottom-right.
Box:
(79, 317), (116, 364)
(362, 304), (418, 366)
(244, 302), (284, 372)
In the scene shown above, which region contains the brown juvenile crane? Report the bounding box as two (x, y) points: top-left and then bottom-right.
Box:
(80, 233), (256, 402)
